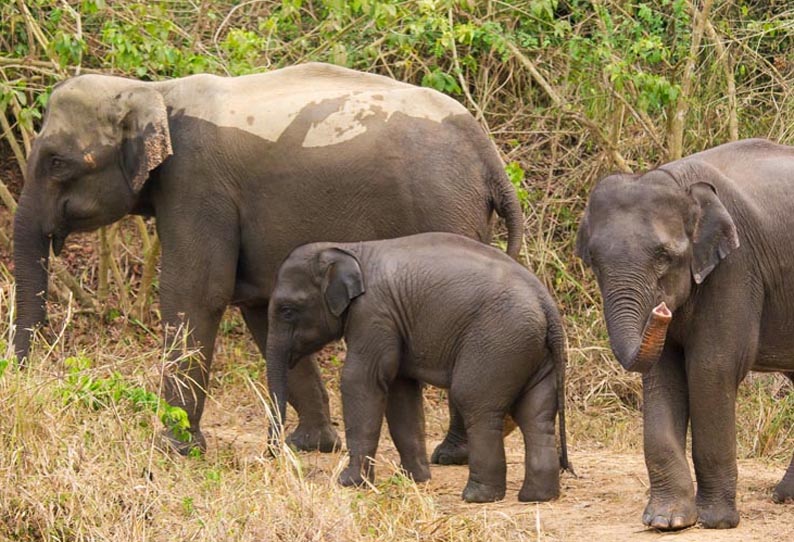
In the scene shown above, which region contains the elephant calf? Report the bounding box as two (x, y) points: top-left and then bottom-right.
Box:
(266, 232), (569, 503)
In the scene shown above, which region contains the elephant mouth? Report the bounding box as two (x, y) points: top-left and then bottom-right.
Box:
(287, 352), (300, 369)
(49, 231), (68, 256)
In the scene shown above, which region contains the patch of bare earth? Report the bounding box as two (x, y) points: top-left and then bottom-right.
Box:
(203, 370), (793, 542)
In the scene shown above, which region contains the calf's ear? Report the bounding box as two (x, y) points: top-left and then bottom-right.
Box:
(318, 248), (365, 317)
(689, 182), (739, 284)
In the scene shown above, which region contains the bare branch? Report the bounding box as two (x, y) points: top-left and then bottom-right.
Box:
(668, 0), (715, 160)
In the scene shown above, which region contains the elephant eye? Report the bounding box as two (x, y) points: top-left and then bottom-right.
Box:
(653, 246), (674, 270)
(278, 306), (297, 321)
(49, 155), (71, 179)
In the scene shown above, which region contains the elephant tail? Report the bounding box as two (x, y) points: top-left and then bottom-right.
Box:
(544, 299), (574, 476)
(489, 162), (524, 261)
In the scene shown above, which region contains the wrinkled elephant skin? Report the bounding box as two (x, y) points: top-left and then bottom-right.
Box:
(577, 138), (794, 529)
(13, 63), (523, 456)
(266, 233), (570, 502)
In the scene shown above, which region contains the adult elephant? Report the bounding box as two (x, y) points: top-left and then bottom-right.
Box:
(575, 139), (794, 530)
(13, 62), (523, 457)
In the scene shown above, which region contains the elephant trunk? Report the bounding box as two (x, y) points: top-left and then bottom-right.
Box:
(12, 198), (52, 363)
(602, 277), (672, 373)
(265, 335), (291, 443)
(606, 300), (672, 373)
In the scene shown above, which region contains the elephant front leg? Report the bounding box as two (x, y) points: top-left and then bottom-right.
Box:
(688, 351), (743, 529)
(386, 378), (430, 482)
(286, 355), (342, 453)
(160, 306), (224, 454)
(641, 344), (697, 530)
(156, 215), (238, 455)
(338, 350), (393, 487)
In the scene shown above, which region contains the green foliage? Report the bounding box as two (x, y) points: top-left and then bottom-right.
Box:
(99, 3), (214, 77)
(505, 162), (529, 209)
(0, 357), (10, 379)
(59, 355), (191, 442)
(421, 68), (461, 95)
(567, 1), (689, 114)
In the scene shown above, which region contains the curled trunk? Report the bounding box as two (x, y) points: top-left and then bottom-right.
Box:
(607, 301), (672, 373)
(13, 203), (51, 363)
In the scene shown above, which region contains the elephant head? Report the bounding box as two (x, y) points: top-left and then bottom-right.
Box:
(266, 244), (365, 431)
(575, 166), (739, 373)
(14, 75), (172, 361)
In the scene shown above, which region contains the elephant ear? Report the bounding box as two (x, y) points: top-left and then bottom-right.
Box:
(689, 182), (740, 284)
(318, 248), (366, 317)
(574, 207), (591, 266)
(117, 87), (172, 193)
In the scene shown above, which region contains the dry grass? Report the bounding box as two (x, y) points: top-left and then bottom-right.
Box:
(1, 244), (791, 540)
(2, 1), (794, 539)
(0, 286), (525, 541)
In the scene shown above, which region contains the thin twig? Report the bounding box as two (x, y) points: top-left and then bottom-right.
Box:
(704, 18), (738, 141)
(448, 8), (490, 134)
(0, 108), (27, 178)
(137, 234), (161, 322)
(504, 40), (631, 172)
(0, 173), (17, 213)
(52, 259), (97, 311)
(667, 0), (715, 160)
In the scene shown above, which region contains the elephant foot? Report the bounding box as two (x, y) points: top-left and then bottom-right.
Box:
(431, 438), (468, 465)
(159, 427), (207, 456)
(642, 496), (697, 530)
(697, 503), (740, 529)
(461, 480), (505, 503)
(286, 423), (341, 453)
(518, 477), (560, 502)
(772, 478), (794, 504)
(338, 465), (372, 487)
(401, 462), (431, 483)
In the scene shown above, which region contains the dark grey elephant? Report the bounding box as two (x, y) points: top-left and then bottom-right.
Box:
(13, 62), (523, 456)
(575, 139), (794, 529)
(266, 232), (569, 503)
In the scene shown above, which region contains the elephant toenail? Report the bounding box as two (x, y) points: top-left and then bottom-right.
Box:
(671, 516), (686, 529)
(651, 516), (670, 529)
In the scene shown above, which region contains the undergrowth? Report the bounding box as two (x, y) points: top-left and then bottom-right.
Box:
(1, 1), (794, 540)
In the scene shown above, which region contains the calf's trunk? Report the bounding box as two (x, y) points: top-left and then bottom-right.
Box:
(265, 336), (291, 444)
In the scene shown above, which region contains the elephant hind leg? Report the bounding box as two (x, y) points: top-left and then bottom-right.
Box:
(773, 373), (794, 503)
(773, 453), (794, 504)
(511, 369), (560, 502)
(450, 387), (508, 502)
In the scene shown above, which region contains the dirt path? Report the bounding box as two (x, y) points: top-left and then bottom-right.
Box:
(204, 398), (793, 542)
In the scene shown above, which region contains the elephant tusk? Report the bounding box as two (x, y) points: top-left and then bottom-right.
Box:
(83, 152), (96, 168)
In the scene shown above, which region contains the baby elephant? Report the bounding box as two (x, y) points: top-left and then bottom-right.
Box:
(266, 232), (569, 502)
